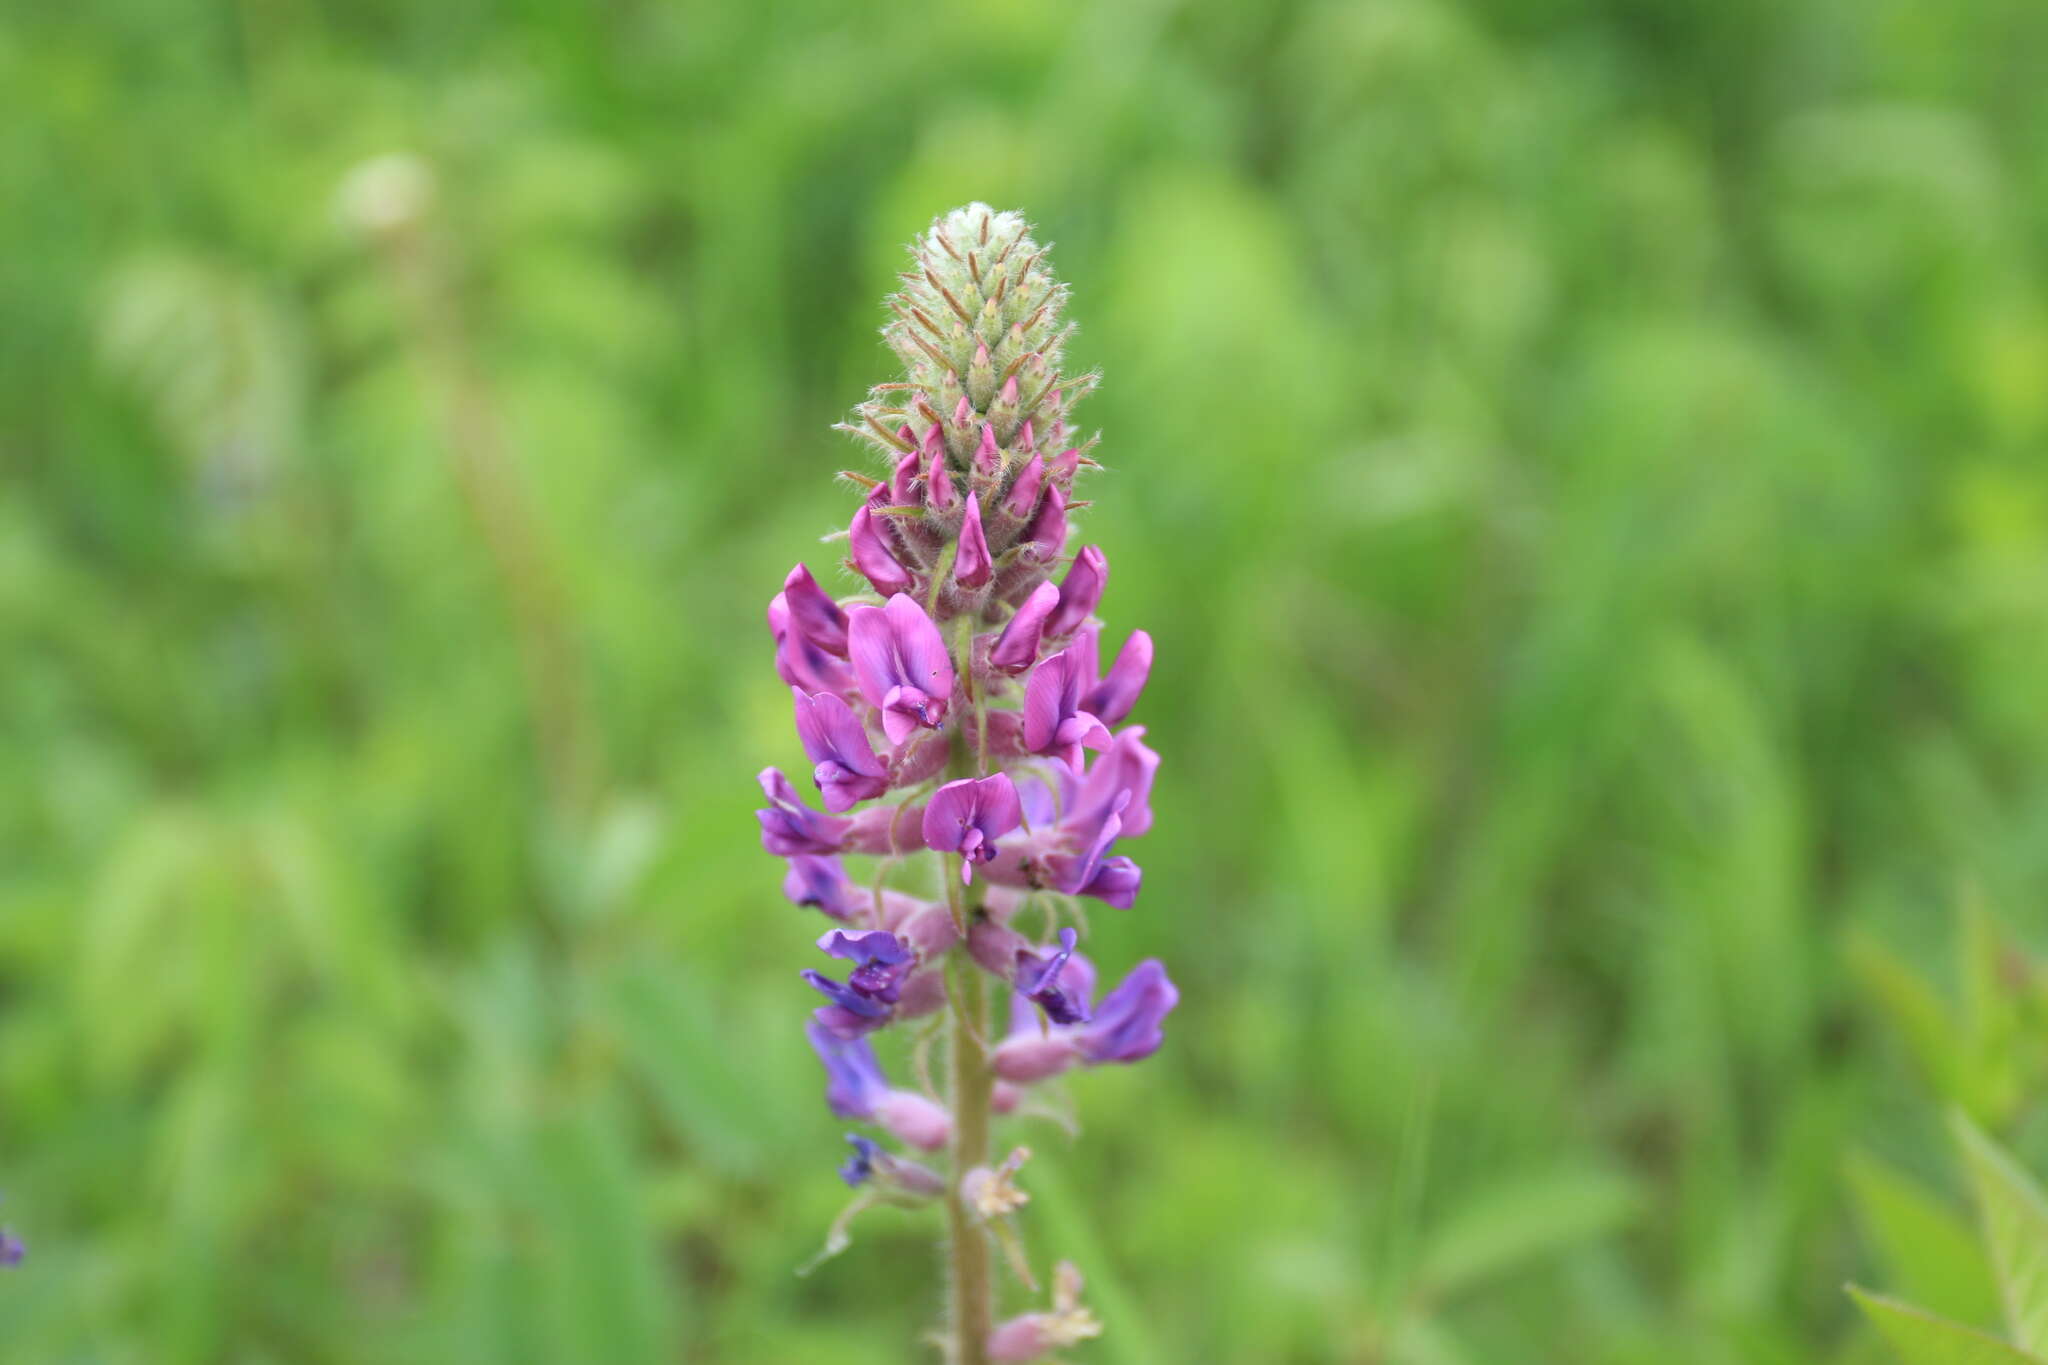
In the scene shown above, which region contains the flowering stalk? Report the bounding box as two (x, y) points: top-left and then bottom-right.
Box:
(756, 205), (1174, 1362)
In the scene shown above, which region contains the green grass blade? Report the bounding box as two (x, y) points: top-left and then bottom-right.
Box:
(1954, 1115), (2048, 1354)
(1849, 1288), (2043, 1365)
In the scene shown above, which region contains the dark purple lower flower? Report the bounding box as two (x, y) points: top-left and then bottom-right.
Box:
(839, 1134), (946, 1196)
(804, 929), (914, 1037)
(990, 956), (1177, 1084)
(0, 1230), (21, 1268)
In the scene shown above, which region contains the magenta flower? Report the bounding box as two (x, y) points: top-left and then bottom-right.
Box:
(846, 594), (954, 745)
(757, 206), (1175, 1356)
(793, 689), (891, 811)
(768, 591), (854, 697)
(922, 774), (1023, 884)
(1022, 645), (1112, 772)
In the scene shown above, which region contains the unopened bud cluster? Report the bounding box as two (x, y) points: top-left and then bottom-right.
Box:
(755, 205), (1175, 1358)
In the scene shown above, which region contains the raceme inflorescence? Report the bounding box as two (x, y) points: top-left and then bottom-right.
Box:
(754, 204), (1175, 1363)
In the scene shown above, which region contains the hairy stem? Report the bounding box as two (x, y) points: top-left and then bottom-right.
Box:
(945, 953), (995, 1364)
(943, 649), (994, 1364)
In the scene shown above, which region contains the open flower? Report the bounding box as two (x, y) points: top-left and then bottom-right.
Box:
(847, 594), (955, 745)
(1022, 645), (1112, 772)
(793, 689), (891, 811)
(922, 774), (1023, 884)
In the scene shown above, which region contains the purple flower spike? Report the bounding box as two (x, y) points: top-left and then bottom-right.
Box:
(782, 563), (849, 656)
(1018, 928), (1090, 1025)
(793, 689), (890, 811)
(1023, 647), (1113, 773)
(1003, 452), (1045, 518)
(1022, 483), (1068, 562)
(849, 505), (913, 596)
(955, 492), (992, 588)
(783, 854), (863, 921)
(990, 581), (1060, 676)
(1085, 629), (1152, 727)
(847, 595), (954, 745)
(757, 768), (851, 855)
(922, 774), (1024, 884)
(1079, 959), (1178, 1063)
(1046, 546), (1107, 638)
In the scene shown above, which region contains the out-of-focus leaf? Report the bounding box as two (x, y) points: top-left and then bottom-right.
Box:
(1849, 931), (1960, 1101)
(1848, 1150), (2000, 1327)
(1416, 1165), (1641, 1301)
(526, 1101), (680, 1365)
(600, 958), (779, 1174)
(1954, 1115), (2048, 1354)
(1849, 1288), (2043, 1365)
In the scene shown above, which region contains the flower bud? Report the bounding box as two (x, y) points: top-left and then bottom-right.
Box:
(926, 448), (958, 512)
(1045, 546), (1106, 637)
(848, 506), (913, 596)
(955, 492), (992, 588)
(1002, 452), (1045, 519)
(990, 582), (1060, 675)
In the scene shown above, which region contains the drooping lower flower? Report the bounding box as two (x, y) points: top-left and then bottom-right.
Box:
(840, 1134), (945, 1197)
(808, 1018), (951, 1152)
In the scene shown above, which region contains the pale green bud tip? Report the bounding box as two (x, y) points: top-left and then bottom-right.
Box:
(841, 203), (1096, 475)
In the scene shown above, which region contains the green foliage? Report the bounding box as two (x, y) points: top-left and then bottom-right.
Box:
(1850, 1120), (2048, 1364)
(4, 0), (2048, 1361)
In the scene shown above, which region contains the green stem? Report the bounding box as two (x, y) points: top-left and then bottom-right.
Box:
(943, 638), (994, 1365)
(945, 951), (995, 1364)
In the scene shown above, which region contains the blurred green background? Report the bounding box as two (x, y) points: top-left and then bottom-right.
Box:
(6, 0), (2048, 1361)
